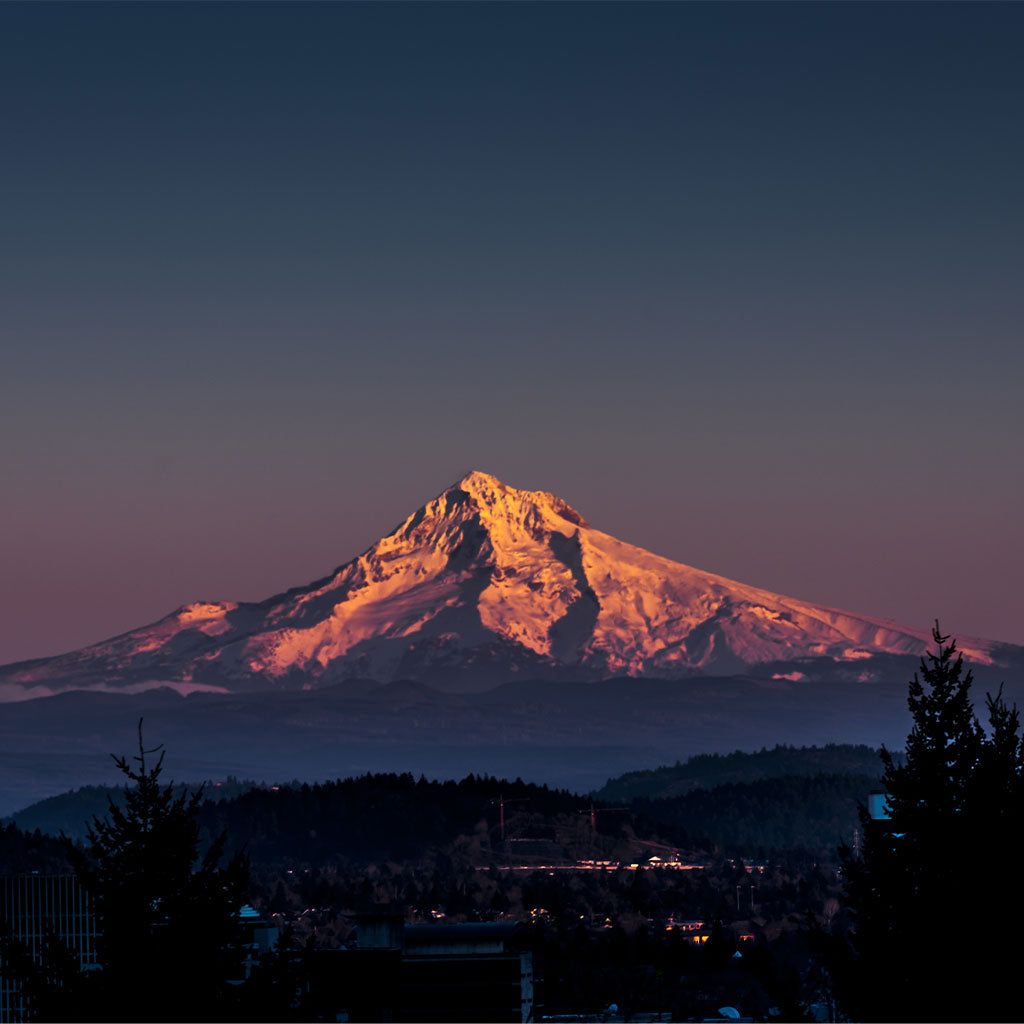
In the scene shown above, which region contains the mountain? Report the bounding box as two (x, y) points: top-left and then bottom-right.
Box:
(0, 471), (1015, 699)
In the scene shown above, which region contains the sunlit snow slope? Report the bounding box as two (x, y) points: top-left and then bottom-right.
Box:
(0, 472), (1011, 699)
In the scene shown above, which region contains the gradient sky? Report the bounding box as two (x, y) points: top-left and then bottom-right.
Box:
(2, 2), (1022, 664)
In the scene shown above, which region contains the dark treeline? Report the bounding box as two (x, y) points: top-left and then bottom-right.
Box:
(597, 743), (883, 802)
(193, 769), (872, 868)
(10, 744), (885, 858)
(4, 765), (861, 891)
(0, 822), (71, 876)
(197, 774), (584, 866)
(633, 772), (876, 856)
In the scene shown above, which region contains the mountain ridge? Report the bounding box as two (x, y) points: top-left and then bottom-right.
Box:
(0, 470), (1014, 699)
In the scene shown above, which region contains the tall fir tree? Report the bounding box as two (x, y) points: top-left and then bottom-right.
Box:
(67, 721), (251, 1022)
(836, 625), (1023, 1022)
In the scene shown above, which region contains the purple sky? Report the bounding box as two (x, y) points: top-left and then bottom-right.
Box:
(2, 3), (1022, 665)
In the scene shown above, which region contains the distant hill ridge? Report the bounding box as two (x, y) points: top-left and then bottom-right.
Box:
(8, 745), (887, 859)
(595, 743), (885, 803)
(4, 777), (263, 842)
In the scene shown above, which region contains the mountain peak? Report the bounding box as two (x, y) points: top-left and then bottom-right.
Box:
(448, 470), (589, 529)
(453, 469), (504, 494)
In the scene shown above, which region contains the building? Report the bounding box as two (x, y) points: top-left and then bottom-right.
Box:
(402, 922), (534, 1022)
(308, 907), (535, 1022)
(235, 903), (279, 981)
(0, 875), (97, 1024)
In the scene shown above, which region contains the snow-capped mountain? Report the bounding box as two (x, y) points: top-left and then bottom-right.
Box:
(0, 471), (1013, 699)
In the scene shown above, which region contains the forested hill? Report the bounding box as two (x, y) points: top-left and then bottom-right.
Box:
(632, 773), (874, 856)
(7, 774), (608, 864)
(6, 745), (892, 863)
(5, 777), (261, 841)
(595, 744), (884, 802)
(5, 761), (882, 864)
(198, 774), (590, 865)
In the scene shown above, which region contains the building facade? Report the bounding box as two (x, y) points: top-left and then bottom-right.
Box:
(0, 875), (97, 1023)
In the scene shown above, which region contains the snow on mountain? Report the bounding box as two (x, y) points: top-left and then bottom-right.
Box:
(0, 471), (1011, 698)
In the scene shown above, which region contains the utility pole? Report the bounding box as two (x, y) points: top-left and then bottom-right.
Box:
(489, 794), (528, 842)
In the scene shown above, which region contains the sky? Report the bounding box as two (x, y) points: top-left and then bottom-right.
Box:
(2, 2), (1022, 664)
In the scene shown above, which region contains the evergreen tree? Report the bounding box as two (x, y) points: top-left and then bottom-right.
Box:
(67, 721), (251, 1021)
(836, 625), (1023, 1022)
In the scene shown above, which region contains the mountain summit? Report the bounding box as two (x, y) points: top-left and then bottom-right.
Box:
(0, 472), (1011, 698)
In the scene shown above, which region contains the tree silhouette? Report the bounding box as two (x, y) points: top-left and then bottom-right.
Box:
(837, 624), (1023, 1022)
(67, 720), (250, 1021)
